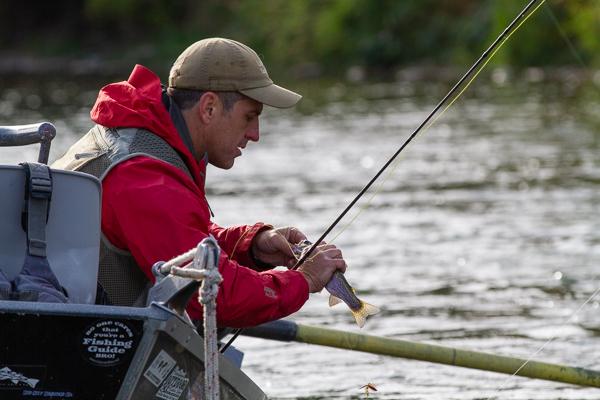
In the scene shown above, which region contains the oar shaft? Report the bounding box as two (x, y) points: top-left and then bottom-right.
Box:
(295, 324), (600, 388)
(242, 321), (600, 388)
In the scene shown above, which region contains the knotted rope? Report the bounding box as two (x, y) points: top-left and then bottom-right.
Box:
(163, 238), (223, 400)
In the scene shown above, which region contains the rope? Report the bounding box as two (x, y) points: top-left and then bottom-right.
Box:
(158, 248), (197, 275)
(171, 239), (223, 400)
(198, 241), (222, 400)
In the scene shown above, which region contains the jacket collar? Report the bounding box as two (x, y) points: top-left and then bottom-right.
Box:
(90, 64), (207, 190)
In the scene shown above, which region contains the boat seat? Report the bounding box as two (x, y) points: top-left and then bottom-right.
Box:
(0, 123), (101, 304)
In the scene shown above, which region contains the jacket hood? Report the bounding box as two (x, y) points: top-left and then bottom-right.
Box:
(90, 64), (205, 187)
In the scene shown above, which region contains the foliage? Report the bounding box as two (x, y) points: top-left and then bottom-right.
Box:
(227, 0), (490, 73)
(561, 0), (600, 66)
(0, 0), (598, 77)
(488, 0), (594, 67)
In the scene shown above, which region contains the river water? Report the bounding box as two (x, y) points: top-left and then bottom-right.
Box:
(2, 69), (600, 399)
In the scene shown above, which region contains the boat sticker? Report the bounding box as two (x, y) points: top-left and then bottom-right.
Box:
(79, 319), (136, 366)
(144, 350), (177, 387)
(22, 390), (73, 397)
(156, 366), (189, 400)
(0, 366), (42, 389)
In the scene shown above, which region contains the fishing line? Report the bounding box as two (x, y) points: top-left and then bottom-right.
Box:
(229, 224), (297, 261)
(342, 331), (354, 351)
(544, 2), (587, 70)
(292, 0), (546, 270)
(486, 287), (600, 399)
(486, 5), (597, 397)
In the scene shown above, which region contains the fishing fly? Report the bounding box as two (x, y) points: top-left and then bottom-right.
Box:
(359, 382), (377, 399)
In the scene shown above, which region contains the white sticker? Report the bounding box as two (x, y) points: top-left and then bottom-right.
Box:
(0, 367), (39, 388)
(143, 350), (177, 387)
(156, 366), (189, 400)
(79, 320), (136, 366)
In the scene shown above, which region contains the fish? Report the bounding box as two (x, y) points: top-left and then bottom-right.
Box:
(325, 270), (380, 328)
(295, 240), (380, 328)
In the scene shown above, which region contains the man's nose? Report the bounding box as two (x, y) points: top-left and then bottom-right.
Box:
(246, 121), (260, 142)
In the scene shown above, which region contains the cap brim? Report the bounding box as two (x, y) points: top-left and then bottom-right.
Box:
(239, 84), (301, 109)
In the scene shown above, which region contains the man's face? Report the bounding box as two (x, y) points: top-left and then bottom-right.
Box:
(206, 96), (263, 169)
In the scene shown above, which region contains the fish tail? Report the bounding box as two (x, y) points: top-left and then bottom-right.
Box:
(330, 286), (358, 307)
(351, 302), (381, 329)
(329, 294), (343, 307)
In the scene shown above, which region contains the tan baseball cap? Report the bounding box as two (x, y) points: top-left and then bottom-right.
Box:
(169, 38), (301, 109)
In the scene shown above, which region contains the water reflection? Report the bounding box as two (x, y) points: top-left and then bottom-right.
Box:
(2, 74), (600, 398)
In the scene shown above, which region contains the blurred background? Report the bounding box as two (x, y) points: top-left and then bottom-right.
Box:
(3, 1), (600, 399)
(0, 0), (599, 79)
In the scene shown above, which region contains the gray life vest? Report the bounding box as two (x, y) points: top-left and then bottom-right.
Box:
(51, 125), (193, 306)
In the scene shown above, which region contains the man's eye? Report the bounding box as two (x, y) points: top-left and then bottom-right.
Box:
(246, 115), (254, 122)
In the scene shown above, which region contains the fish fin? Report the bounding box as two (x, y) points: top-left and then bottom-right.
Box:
(329, 294), (343, 307)
(351, 302), (381, 329)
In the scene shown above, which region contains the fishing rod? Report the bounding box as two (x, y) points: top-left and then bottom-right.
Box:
(222, 0), (546, 354)
(291, 0), (545, 270)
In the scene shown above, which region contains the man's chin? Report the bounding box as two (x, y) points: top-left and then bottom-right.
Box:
(209, 160), (235, 170)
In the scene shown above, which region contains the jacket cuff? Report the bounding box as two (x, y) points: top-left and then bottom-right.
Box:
(248, 241), (276, 270)
(230, 222), (270, 269)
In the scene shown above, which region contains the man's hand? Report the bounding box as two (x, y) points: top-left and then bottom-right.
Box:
(296, 242), (346, 293)
(252, 226), (307, 268)
(252, 227), (346, 292)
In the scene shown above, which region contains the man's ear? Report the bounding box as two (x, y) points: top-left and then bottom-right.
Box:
(197, 92), (220, 124)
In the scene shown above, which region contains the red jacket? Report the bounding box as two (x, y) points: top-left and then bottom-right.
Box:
(93, 65), (309, 328)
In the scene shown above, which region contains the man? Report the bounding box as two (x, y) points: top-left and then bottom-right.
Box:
(52, 38), (346, 328)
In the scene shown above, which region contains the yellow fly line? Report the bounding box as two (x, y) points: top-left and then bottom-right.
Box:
(310, 0), (547, 258)
(229, 224), (301, 263)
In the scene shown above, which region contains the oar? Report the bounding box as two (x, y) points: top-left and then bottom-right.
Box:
(241, 320), (600, 388)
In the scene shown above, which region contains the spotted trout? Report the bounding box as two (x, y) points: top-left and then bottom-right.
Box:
(296, 240), (380, 328)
